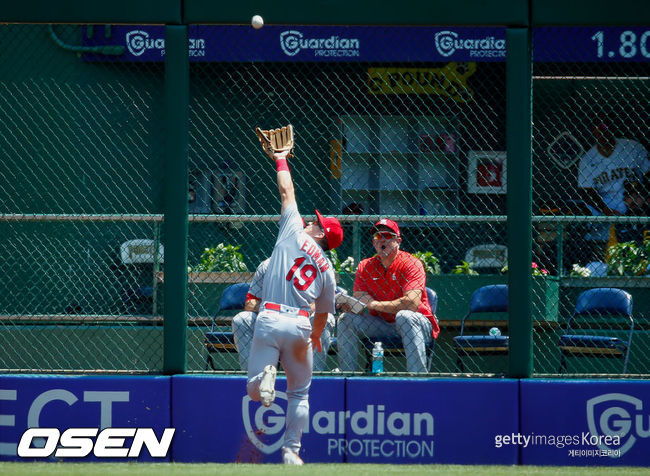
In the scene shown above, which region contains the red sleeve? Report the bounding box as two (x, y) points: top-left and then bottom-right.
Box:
(402, 255), (426, 292)
(402, 254), (435, 322)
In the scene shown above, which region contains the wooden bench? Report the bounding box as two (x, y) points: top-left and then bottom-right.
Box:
(0, 314), (216, 327)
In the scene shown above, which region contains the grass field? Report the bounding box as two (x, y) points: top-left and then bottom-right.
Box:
(1, 463), (648, 476)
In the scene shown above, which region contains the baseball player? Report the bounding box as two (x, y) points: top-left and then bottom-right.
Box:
(578, 122), (649, 216)
(232, 257), (336, 372)
(578, 121), (649, 259)
(246, 125), (343, 465)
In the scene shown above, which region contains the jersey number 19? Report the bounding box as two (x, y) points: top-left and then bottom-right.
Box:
(286, 257), (317, 290)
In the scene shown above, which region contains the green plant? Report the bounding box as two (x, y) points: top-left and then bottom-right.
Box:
(326, 249), (356, 273)
(451, 260), (479, 275)
(606, 238), (650, 276)
(501, 262), (549, 276)
(413, 251), (441, 275)
(191, 243), (248, 272)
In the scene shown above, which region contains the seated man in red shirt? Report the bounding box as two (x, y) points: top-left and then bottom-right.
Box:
(336, 219), (440, 373)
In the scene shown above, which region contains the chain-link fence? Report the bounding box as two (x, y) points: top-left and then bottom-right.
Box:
(0, 22), (648, 377)
(531, 26), (650, 376)
(0, 24), (166, 372)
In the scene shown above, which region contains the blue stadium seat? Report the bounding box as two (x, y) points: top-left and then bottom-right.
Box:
(558, 287), (634, 374)
(452, 284), (509, 373)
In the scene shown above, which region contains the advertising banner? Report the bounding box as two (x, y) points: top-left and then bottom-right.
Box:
(171, 375), (346, 463)
(82, 25), (506, 63)
(0, 375), (172, 462)
(171, 376), (518, 464)
(344, 378), (518, 464)
(82, 25), (650, 64)
(520, 380), (650, 466)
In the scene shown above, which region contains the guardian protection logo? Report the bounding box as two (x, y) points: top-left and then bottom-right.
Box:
(242, 393), (435, 459)
(126, 30), (162, 57)
(586, 393), (650, 457)
(280, 30), (360, 58)
(242, 391), (288, 454)
(434, 30), (505, 58)
(125, 30), (206, 58)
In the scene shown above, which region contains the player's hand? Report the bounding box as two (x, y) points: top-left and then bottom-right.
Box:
(311, 333), (322, 353)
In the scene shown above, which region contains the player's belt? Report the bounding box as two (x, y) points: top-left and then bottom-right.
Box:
(263, 302), (310, 317)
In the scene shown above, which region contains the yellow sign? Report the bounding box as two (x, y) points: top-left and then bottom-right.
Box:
(367, 62), (476, 102)
(330, 139), (342, 179)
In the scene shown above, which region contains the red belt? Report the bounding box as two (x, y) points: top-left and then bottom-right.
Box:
(264, 302), (310, 317)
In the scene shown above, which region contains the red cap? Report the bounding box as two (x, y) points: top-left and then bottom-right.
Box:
(372, 218), (401, 237)
(315, 210), (344, 250)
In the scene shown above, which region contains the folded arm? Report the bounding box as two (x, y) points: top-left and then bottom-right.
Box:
(354, 289), (422, 314)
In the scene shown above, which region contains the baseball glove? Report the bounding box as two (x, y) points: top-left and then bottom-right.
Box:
(255, 124), (295, 158)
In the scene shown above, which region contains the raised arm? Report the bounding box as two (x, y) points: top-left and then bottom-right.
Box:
(274, 150), (296, 211)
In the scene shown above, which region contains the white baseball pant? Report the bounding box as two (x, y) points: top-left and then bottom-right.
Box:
(233, 311), (334, 371)
(246, 309), (313, 454)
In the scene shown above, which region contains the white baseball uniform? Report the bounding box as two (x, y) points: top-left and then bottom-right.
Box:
(232, 257), (335, 371)
(578, 138), (649, 214)
(246, 203), (336, 454)
(578, 139), (649, 240)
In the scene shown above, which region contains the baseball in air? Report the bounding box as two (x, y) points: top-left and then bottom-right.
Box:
(251, 15), (264, 30)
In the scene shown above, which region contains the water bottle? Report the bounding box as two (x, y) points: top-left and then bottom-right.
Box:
(372, 342), (384, 375)
(489, 327), (501, 337)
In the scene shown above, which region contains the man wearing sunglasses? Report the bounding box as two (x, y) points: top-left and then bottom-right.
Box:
(337, 219), (440, 373)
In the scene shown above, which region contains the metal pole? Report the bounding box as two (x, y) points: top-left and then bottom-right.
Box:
(152, 221), (161, 316)
(163, 25), (189, 374)
(557, 222), (564, 277)
(506, 27), (533, 378)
